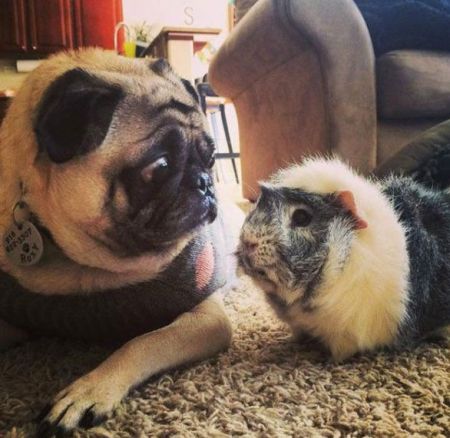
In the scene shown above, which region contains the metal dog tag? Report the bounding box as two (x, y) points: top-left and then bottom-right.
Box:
(3, 221), (44, 266)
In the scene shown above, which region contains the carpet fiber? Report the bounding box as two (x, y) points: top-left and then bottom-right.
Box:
(1, 277), (449, 437)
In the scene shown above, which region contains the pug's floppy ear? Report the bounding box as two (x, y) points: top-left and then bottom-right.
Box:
(336, 190), (368, 230)
(34, 68), (123, 163)
(150, 58), (199, 103)
(150, 58), (173, 75)
(181, 78), (200, 103)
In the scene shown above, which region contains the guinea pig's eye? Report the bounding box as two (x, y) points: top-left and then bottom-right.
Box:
(141, 156), (169, 184)
(255, 268), (267, 277)
(291, 208), (312, 228)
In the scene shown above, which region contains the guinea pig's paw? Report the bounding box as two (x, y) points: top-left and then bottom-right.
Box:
(36, 372), (125, 436)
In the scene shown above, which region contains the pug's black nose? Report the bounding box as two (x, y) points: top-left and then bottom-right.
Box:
(197, 173), (213, 195)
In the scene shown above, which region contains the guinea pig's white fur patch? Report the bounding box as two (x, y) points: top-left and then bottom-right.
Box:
(273, 158), (410, 360)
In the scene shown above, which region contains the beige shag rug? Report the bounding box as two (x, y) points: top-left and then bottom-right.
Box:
(1, 276), (449, 437)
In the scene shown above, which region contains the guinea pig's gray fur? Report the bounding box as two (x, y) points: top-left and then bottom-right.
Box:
(238, 158), (450, 360)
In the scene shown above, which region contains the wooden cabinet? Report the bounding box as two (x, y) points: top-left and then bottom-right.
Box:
(0, 0), (122, 57)
(27, 0), (74, 53)
(73, 0), (122, 49)
(0, 0), (27, 53)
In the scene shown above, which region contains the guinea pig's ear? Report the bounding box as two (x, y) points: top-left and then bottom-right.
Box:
(336, 190), (368, 230)
(34, 68), (123, 163)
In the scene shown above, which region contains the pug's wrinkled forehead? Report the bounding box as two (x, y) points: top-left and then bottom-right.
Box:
(34, 57), (208, 166)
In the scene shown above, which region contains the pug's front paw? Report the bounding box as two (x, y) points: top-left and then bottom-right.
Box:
(37, 372), (126, 437)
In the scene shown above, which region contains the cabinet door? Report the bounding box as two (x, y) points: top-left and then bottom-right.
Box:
(0, 0), (27, 52)
(27, 0), (74, 53)
(73, 0), (122, 50)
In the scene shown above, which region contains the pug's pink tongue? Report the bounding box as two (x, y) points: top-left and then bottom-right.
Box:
(195, 241), (214, 291)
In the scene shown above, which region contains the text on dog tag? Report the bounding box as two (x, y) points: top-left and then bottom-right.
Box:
(3, 221), (44, 266)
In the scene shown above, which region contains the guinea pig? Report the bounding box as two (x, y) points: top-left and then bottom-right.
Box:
(237, 157), (450, 361)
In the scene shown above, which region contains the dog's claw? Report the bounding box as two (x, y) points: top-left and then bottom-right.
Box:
(79, 407), (107, 429)
(37, 422), (68, 438)
(78, 407), (95, 429)
(55, 426), (69, 438)
(35, 374), (120, 434)
(80, 406), (95, 429)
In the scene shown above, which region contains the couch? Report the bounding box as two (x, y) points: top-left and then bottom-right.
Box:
(209, 0), (450, 199)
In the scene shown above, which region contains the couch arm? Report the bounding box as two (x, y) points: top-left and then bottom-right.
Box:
(209, 0), (377, 199)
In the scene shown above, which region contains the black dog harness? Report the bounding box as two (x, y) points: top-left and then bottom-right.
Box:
(0, 218), (228, 344)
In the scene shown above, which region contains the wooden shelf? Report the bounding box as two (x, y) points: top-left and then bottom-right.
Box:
(146, 26), (222, 80)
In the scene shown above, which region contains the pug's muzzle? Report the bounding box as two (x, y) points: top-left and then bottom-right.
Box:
(99, 127), (218, 256)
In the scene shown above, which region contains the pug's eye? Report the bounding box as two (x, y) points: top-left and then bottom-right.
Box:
(141, 156), (169, 184)
(291, 208), (312, 227)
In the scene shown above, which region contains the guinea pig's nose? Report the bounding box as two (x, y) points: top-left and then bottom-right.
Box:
(197, 172), (213, 195)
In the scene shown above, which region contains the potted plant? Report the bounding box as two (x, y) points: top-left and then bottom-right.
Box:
(132, 22), (152, 57)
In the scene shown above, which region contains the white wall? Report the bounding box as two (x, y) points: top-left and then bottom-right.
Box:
(122, 0), (229, 38)
(122, 0), (230, 78)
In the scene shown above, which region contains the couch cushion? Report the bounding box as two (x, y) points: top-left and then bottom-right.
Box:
(355, 0), (450, 56)
(375, 118), (450, 189)
(377, 50), (450, 119)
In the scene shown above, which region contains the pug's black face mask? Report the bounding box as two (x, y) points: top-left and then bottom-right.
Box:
(107, 126), (217, 255)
